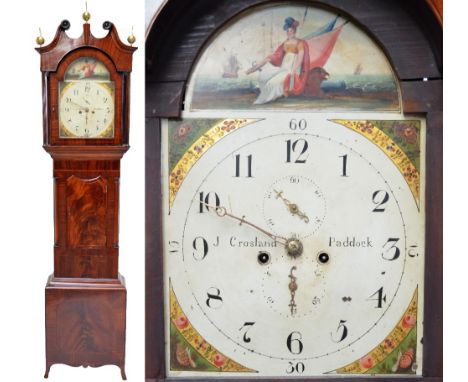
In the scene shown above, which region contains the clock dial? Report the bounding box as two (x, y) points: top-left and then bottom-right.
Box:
(163, 115), (424, 377)
(58, 57), (115, 139)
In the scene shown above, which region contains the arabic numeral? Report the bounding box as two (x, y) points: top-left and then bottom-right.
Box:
(168, 240), (180, 255)
(286, 362), (305, 374)
(367, 286), (386, 308)
(372, 190), (390, 212)
(286, 331), (303, 354)
(286, 139), (309, 163)
(289, 176), (300, 184)
(289, 118), (307, 130)
(408, 244), (419, 258)
(199, 191), (220, 213)
(331, 320), (348, 343)
(234, 154), (253, 177)
(239, 322), (255, 343)
(339, 154), (348, 177)
(192, 236), (209, 261)
(382, 237), (400, 260)
(206, 287), (223, 309)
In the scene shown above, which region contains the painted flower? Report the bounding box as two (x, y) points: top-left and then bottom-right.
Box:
(399, 348), (414, 369)
(386, 142), (396, 152)
(173, 123), (193, 143)
(213, 353), (226, 367)
(359, 355), (374, 369)
(194, 338), (208, 351)
(357, 121), (374, 134)
(174, 315), (189, 330)
(394, 123), (418, 145)
(170, 169), (184, 187)
(384, 338), (395, 349)
(194, 144), (205, 153)
(403, 166), (418, 181)
(402, 314), (416, 329)
(221, 120), (236, 132)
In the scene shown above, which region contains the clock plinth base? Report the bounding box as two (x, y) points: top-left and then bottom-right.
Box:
(45, 274), (127, 380)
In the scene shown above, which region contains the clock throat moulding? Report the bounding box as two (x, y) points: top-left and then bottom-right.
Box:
(146, 1), (441, 381)
(37, 15), (136, 379)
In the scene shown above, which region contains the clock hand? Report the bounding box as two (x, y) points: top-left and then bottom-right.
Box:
(69, 100), (87, 110)
(202, 202), (287, 245)
(288, 266), (298, 315)
(274, 189), (309, 223)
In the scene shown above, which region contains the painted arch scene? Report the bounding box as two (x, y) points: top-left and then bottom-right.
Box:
(186, 3), (400, 112)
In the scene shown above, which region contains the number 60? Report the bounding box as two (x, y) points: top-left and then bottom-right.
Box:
(289, 119), (307, 130)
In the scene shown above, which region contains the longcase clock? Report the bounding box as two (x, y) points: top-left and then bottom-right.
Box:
(36, 12), (136, 379)
(146, 1), (442, 381)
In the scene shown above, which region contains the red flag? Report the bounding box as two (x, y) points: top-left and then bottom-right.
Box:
(306, 25), (344, 68)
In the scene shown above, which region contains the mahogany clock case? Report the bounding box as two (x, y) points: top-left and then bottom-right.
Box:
(0, 1), (144, 381)
(36, 12), (137, 380)
(145, 0), (442, 381)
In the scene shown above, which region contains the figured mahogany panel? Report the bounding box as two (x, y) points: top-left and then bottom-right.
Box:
(45, 275), (127, 379)
(66, 175), (108, 247)
(56, 296), (115, 352)
(53, 159), (120, 278)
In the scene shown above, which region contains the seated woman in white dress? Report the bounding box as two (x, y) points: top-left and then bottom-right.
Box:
(246, 17), (310, 104)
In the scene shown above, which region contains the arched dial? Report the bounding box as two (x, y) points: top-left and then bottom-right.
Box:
(59, 80), (115, 138)
(165, 116), (423, 377)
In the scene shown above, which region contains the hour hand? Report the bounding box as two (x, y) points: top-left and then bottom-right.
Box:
(288, 266), (298, 315)
(274, 189), (309, 223)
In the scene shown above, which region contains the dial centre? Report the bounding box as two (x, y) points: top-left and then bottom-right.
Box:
(286, 238), (303, 258)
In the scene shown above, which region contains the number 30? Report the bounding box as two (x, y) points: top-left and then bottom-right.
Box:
(286, 361), (305, 374)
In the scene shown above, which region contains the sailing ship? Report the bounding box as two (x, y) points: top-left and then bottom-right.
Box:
(222, 54), (240, 78)
(354, 63), (363, 75)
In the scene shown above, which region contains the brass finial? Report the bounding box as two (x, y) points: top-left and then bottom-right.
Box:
(36, 28), (45, 46)
(82, 1), (91, 22)
(127, 26), (136, 45)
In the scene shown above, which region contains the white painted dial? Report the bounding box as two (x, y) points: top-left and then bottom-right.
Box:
(59, 80), (115, 138)
(164, 115), (424, 377)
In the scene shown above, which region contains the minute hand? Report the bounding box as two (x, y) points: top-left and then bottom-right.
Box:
(203, 203), (287, 245)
